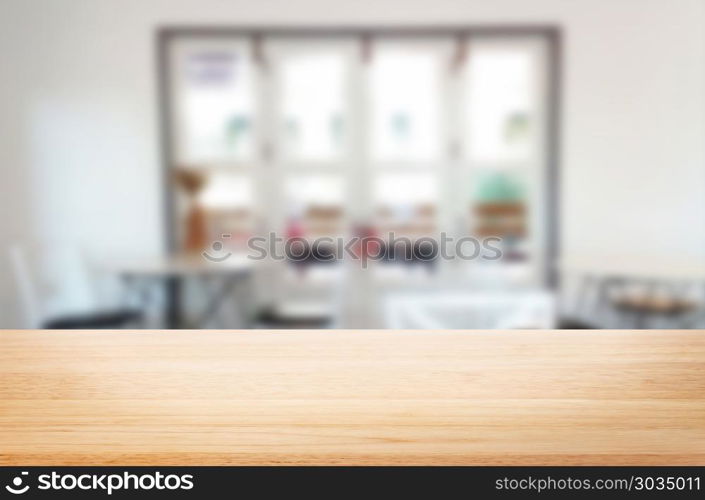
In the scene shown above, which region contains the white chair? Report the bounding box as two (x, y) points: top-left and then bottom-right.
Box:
(9, 243), (142, 329)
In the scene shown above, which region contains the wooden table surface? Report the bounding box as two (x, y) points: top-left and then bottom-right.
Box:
(1, 330), (704, 465)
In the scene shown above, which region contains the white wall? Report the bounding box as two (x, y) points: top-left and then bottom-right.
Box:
(1, 0), (703, 326)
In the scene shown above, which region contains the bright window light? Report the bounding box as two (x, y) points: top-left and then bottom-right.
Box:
(280, 52), (347, 162)
(176, 41), (256, 163)
(465, 46), (535, 162)
(369, 47), (442, 162)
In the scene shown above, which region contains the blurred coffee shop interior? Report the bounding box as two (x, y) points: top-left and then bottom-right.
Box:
(1, 0), (704, 330)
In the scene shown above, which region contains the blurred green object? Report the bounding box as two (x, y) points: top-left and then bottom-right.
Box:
(474, 171), (525, 202)
(330, 113), (344, 143)
(505, 112), (531, 143)
(225, 114), (251, 147)
(391, 112), (410, 139)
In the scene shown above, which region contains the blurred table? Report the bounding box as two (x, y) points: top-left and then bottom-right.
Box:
(1, 329), (704, 465)
(114, 254), (253, 328)
(559, 256), (705, 328)
(559, 255), (705, 281)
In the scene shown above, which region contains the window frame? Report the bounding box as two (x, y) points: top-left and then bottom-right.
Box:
(157, 26), (562, 294)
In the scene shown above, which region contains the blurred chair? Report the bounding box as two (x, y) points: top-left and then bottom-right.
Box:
(9, 243), (142, 329)
(254, 301), (335, 329)
(252, 261), (347, 329)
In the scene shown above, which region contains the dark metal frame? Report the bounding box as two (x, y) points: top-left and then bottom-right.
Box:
(155, 26), (562, 325)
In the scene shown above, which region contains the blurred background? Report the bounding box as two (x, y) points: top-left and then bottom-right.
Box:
(1, 0), (704, 330)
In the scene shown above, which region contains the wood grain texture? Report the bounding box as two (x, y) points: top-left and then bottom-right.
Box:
(1, 330), (704, 465)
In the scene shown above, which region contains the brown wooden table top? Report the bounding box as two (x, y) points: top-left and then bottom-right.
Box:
(1, 330), (704, 465)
